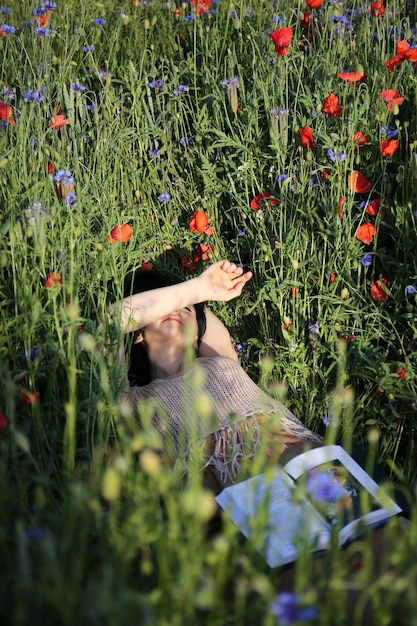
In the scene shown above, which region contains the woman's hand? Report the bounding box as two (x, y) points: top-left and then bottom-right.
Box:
(196, 260), (252, 302)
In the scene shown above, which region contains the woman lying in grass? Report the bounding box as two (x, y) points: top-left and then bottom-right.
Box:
(114, 258), (323, 488)
(112, 259), (414, 624)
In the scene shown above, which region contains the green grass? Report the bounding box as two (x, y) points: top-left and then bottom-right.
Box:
(1, 0), (417, 624)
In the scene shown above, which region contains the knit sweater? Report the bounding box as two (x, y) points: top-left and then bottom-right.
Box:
(128, 356), (322, 479)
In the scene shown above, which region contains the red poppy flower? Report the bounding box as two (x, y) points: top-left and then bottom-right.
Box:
(20, 390), (40, 404)
(306, 0), (323, 7)
(356, 223), (376, 245)
(0, 101), (15, 125)
(338, 197), (346, 218)
(300, 11), (310, 27)
(370, 278), (389, 301)
(189, 210), (214, 235)
(49, 114), (70, 130)
(140, 261), (153, 271)
(352, 131), (370, 146)
(193, 243), (214, 263)
(365, 199), (382, 216)
(384, 54), (405, 72)
(181, 256), (198, 272)
(380, 89), (404, 110)
(403, 47), (417, 62)
(270, 27), (293, 56)
(43, 272), (64, 288)
(370, 2), (384, 16)
(299, 125), (315, 149)
(0, 411), (8, 432)
(380, 139), (399, 156)
(348, 170), (372, 194)
(191, 0), (212, 14)
(291, 287), (297, 298)
(108, 224), (133, 244)
(323, 93), (343, 117)
(337, 69), (367, 83)
(330, 273), (336, 283)
(250, 192), (280, 211)
(396, 367), (407, 379)
(47, 162), (54, 174)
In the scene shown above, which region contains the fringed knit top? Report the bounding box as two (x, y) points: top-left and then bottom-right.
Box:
(128, 356), (322, 481)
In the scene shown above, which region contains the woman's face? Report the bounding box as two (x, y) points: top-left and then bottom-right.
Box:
(140, 306), (199, 351)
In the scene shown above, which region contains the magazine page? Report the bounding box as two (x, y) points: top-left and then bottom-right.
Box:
(215, 470), (330, 568)
(282, 445), (402, 545)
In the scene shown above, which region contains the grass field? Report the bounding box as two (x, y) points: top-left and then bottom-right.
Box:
(1, 1), (417, 624)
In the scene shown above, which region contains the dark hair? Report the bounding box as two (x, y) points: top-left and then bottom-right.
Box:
(123, 269), (207, 386)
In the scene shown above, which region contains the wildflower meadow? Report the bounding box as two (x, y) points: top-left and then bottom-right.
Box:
(1, 0), (417, 624)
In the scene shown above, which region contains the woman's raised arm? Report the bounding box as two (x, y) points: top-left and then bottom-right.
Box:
(113, 259), (252, 337)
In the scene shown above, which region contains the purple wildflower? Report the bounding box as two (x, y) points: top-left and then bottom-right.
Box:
(70, 82), (85, 92)
(361, 253), (372, 267)
(328, 148), (346, 163)
(305, 470), (345, 504)
(1, 24), (15, 34)
(94, 18), (106, 25)
(270, 592), (317, 626)
(180, 136), (192, 147)
(173, 84), (188, 95)
(149, 80), (164, 89)
(158, 193), (171, 203)
(220, 76), (240, 90)
(54, 170), (74, 188)
(34, 26), (54, 36)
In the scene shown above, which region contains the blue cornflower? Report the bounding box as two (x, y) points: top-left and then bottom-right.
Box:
(149, 149), (160, 157)
(406, 285), (417, 295)
(32, 8), (45, 17)
(272, 15), (286, 24)
(96, 68), (111, 81)
(270, 592), (317, 626)
(220, 76), (240, 90)
(237, 228), (248, 237)
(235, 340), (248, 361)
(42, 1), (57, 9)
(1, 8), (9, 14)
(83, 45), (95, 52)
(173, 84), (188, 95)
(305, 470), (345, 504)
(86, 102), (97, 111)
(361, 253), (373, 267)
(3, 88), (14, 100)
(1, 24), (15, 34)
(34, 26), (54, 36)
(25, 527), (47, 542)
(322, 408), (339, 428)
(328, 148), (346, 163)
(70, 82), (85, 92)
(183, 15), (195, 22)
(149, 80), (164, 89)
(270, 107), (287, 119)
(276, 173), (289, 183)
(158, 193), (171, 203)
(64, 192), (77, 206)
(308, 321), (320, 336)
(24, 88), (46, 103)
(54, 169), (74, 188)
(94, 18), (106, 25)
(180, 136), (192, 147)
(381, 125), (398, 139)
(23, 348), (40, 362)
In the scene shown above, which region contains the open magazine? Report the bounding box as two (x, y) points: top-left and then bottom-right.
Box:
(215, 445), (402, 568)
